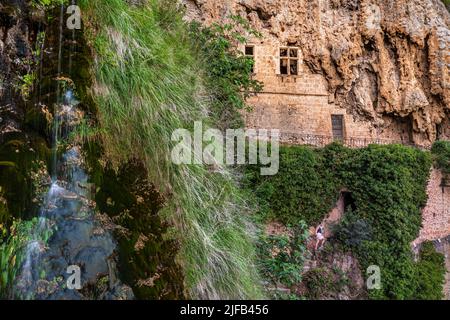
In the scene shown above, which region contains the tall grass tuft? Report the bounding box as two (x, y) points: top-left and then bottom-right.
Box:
(78, 0), (263, 299)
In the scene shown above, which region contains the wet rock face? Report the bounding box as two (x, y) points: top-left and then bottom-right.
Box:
(1, 3), (133, 300)
(0, 1), (50, 222)
(15, 169), (130, 300)
(182, 0), (450, 145)
(91, 160), (185, 299)
(0, 0), (37, 135)
(300, 246), (367, 300)
(36, 194), (133, 300)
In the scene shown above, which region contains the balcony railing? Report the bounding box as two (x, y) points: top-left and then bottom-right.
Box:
(279, 132), (430, 150)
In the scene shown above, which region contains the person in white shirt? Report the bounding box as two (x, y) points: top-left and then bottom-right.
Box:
(315, 224), (325, 251)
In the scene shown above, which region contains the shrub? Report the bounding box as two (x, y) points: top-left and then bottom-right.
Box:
(332, 209), (372, 248)
(414, 242), (446, 300)
(257, 221), (309, 289)
(302, 267), (336, 299)
(431, 140), (450, 175)
(336, 144), (433, 299)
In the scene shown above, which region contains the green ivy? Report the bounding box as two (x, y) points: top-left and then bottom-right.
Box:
(245, 142), (445, 299)
(414, 242), (446, 300)
(431, 140), (450, 175)
(244, 145), (340, 225)
(323, 144), (436, 299)
(189, 16), (263, 130)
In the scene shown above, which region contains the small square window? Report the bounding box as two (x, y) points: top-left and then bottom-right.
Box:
(245, 45), (255, 73)
(280, 48), (288, 57)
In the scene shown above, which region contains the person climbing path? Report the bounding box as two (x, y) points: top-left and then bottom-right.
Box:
(315, 224), (325, 251)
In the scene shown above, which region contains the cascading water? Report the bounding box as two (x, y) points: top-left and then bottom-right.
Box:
(13, 3), (133, 300)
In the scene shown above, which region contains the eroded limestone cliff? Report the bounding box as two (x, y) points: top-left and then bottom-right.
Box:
(182, 0), (450, 145)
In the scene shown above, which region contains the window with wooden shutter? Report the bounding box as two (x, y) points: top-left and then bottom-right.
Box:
(331, 115), (344, 140)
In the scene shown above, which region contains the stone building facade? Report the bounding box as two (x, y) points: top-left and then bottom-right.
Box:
(241, 39), (423, 147)
(181, 0), (449, 148)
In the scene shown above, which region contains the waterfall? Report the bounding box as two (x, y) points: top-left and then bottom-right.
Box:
(14, 4), (67, 298)
(13, 3), (132, 300)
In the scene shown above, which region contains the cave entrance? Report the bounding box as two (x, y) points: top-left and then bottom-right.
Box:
(342, 191), (356, 212)
(436, 123), (442, 141)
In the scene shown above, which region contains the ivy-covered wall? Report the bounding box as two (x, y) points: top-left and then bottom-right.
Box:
(245, 142), (446, 299)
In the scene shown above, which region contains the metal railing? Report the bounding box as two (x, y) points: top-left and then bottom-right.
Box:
(279, 132), (431, 150)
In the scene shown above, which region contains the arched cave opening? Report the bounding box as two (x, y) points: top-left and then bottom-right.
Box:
(342, 191), (356, 212)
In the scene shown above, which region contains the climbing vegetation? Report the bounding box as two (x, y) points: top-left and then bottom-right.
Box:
(243, 145), (340, 225)
(431, 140), (450, 175)
(189, 16), (263, 129)
(414, 242), (446, 300)
(246, 142), (446, 299)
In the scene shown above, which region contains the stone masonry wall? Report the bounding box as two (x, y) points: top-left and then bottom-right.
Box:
(416, 169), (450, 243)
(414, 168), (450, 300)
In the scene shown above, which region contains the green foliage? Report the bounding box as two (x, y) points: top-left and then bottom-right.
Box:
(327, 144), (435, 299)
(78, 0), (262, 299)
(257, 222), (309, 289)
(20, 73), (36, 100)
(189, 16), (263, 129)
(244, 145), (340, 225)
(332, 209), (372, 248)
(414, 242), (446, 300)
(32, 0), (67, 9)
(337, 144), (430, 243)
(246, 142), (442, 299)
(431, 140), (450, 175)
(0, 218), (45, 297)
